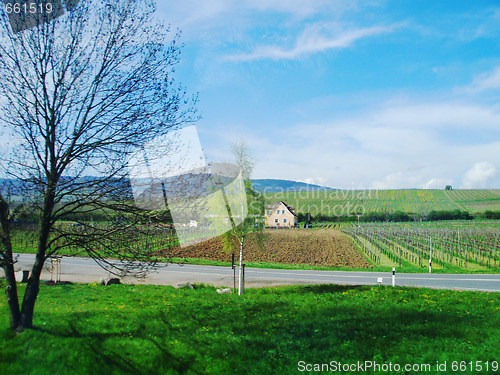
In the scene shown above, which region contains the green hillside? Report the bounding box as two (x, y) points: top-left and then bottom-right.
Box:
(264, 189), (500, 216)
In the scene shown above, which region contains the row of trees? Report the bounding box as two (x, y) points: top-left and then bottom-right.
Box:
(483, 211), (500, 219)
(299, 210), (480, 224)
(426, 210), (473, 221)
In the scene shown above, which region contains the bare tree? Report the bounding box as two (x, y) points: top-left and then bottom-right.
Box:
(223, 140), (263, 295)
(0, 0), (197, 331)
(231, 140), (255, 183)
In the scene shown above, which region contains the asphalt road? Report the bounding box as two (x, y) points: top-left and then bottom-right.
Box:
(6, 253), (500, 292)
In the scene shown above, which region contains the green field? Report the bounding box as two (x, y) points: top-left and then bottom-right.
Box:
(1, 281), (499, 375)
(265, 189), (500, 216)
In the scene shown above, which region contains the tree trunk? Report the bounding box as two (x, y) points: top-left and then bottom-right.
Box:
(19, 283), (39, 330)
(0, 195), (21, 330)
(3, 261), (21, 330)
(19, 255), (44, 330)
(17, 186), (55, 331)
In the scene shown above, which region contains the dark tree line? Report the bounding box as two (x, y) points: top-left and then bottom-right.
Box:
(482, 210), (500, 220)
(299, 209), (480, 223)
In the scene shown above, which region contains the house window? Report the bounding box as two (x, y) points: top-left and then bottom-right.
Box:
(275, 219), (279, 223)
(282, 210), (285, 214)
(276, 210), (279, 214)
(284, 219), (287, 224)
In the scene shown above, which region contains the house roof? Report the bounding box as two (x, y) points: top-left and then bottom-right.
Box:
(266, 202), (280, 210)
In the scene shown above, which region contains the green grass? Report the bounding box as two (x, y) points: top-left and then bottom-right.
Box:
(266, 189), (500, 216)
(1, 281), (499, 374)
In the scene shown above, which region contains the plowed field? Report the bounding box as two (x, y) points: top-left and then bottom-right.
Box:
(160, 229), (371, 269)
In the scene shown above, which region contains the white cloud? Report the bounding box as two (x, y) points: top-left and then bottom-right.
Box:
(370, 173), (453, 190)
(297, 177), (329, 186)
(157, 0), (234, 28)
(242, 98), (500, 189)
(249, 0), (353, 18)
(225, 24), (396, 61)
(159, 2), (500, 190)
(461, 162), (498, 188)
(373, 101), (500, 130)
(422, 178), (454, 189)
(371, 172), (419, 190)
(157, 0), (355, 40)
(457, 66), (500, 93)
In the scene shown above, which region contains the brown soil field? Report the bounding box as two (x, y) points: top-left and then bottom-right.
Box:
(160, 228), (372, 269)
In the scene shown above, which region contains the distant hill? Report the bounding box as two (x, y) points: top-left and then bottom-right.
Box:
(1, 177), (336, 196)
(4, 176), (499, 215)
(251, 179), (337, 193)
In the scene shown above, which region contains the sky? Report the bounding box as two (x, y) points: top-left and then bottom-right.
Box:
(157, 0), (500, 190)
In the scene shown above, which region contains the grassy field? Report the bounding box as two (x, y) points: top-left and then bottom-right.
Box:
(1, 281), (499, 375)
(265, 189), (500, 216)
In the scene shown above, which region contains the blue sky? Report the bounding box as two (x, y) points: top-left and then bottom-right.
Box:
(158, 0), (500, 189)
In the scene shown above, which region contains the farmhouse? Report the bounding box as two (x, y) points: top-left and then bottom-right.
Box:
(265, 201), (298, 228)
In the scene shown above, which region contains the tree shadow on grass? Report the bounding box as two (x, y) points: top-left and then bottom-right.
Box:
(238, 284), (496, 368)
(300, 284), (368, 294)
(255, 283), (368, 296)
(36, 317), (205, 375)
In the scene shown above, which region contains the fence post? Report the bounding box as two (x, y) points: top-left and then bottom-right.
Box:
(50, 257), (61, 282)
(242, 264), (245, 294)
(232, 253), (236, 292)
(429, 237), (433, 273)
